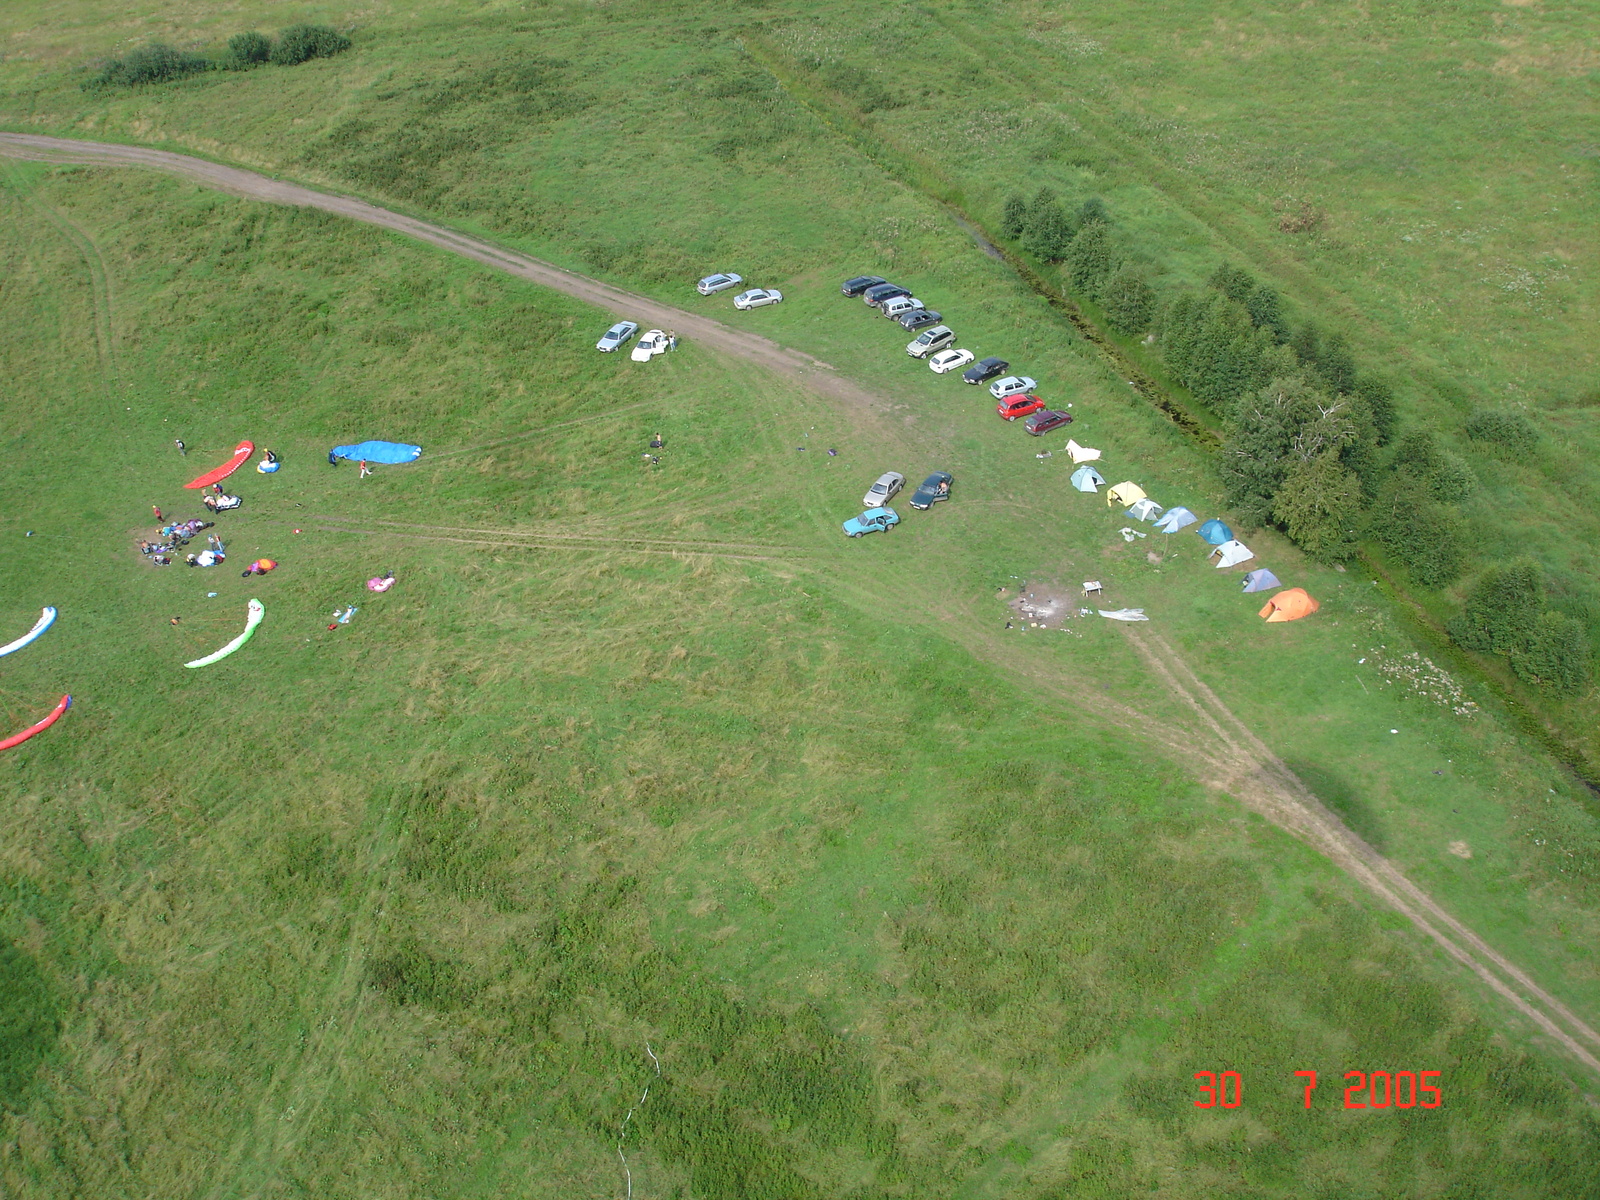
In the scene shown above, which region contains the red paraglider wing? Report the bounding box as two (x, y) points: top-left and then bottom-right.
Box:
(184, 441), (255, 490)
(0, 694), (71, 752)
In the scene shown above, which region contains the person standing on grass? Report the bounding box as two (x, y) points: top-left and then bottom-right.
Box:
(152, 504), (163, 522)
(175, 438), (186, 456)
(359, 460), (372, 479)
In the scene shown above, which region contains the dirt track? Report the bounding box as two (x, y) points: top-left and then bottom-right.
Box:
(0, 132), (888, 415)
(5, 131), (1597, 1079)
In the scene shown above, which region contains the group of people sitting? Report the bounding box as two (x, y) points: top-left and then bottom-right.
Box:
(140, 518), (217, 566)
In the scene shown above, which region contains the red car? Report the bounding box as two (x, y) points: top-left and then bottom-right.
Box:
(997, 393), (1046, 421)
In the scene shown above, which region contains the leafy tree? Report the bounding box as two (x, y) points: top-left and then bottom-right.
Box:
(1246, 283), (1288, 342)
(1022, 189), (1071, 261)
(1289, 322), (1322, 371)
(1368, 480), (1465, 587)
(1218, 374), (1327, 522)
(1354, 375), (1397, 444)
(1208, 261), (1255, 305)
(227, 31), (272, 66)
(1100, 266), (1156, 335)
(1512, 612), (1592, 696)
(1064, 221), (1115, 296)
(1427, 451), (1476, 503)
(1465, 408), (1538, 455)
(85, 42), (210, 89)
(269, 23), (351, 66)
(1000, 193), (1028, 239)
(1273, 451), (1364, 561)
(1449, 559), (1544, 655)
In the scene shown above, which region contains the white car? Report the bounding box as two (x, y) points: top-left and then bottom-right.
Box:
(989, 375), (1038, 399)
(696, 272), (743, 296)
(631, 329), (671, 361)
(928, 348), (975, 374)
(879, 295), (923, 319)
(596, 320), (639, 352)
(861, 470), (905, 508)
(733, 288), (783, 310)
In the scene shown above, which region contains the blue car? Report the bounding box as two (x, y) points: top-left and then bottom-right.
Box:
(842, 506), (901, 537)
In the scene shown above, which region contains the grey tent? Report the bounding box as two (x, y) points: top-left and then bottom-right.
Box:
(1241, 568), (1281, 593)
(1070, 465), (1105, 493)
(1155, 506), (1197, 533)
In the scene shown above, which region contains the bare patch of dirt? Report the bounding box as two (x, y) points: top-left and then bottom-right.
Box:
(1007, 581), (1086, 629)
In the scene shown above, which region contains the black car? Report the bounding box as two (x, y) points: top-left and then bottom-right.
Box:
(909, 471), (953, 509)
(1024, 410), (1073, 436)
(841, 275), (887, 297)
(897, 308), (943, 331)
(862, 282), (911, 307)
(963, 356), (1009, 385)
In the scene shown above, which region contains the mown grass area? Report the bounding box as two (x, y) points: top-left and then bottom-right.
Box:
(0, 5), (1599, 1195)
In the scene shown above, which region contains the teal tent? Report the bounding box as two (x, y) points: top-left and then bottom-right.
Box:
(1070, 465), (1105, 493)
(1197, 518), (1232, 545)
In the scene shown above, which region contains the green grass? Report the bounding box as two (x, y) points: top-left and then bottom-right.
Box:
(0, 5), (1599, 1195)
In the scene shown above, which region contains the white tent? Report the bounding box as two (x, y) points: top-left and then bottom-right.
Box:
(1126, 498), (1163, 522)
(1154, 506), (1197, 534)
(1070, 465), (1105, 492)
(1209, 540), (1254, 569)
(1065, 440), (1102, 464)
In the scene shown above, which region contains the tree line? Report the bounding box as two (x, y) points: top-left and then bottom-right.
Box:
(84, 25), (350, 90)
(999, 188), (1589, 695)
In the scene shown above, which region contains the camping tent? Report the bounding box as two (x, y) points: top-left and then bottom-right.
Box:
(1070, 465), (1105, 493)
(1260, 587), (1319, 622)
(1241, 568), (1281, 593)
(1126, 498), (1164, 522)
(1065, 440), (1101, 464)
(1197, 518), (1232, 545)
(1155, 506), (1197, 534)
(1209, 540), (1254, 569)
(1106, 482), (1146, 508)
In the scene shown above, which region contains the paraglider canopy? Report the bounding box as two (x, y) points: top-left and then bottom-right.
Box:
(330, 441), (422, 465)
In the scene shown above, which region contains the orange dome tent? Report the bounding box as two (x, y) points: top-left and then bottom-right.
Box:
(1259, 587), (1319, 622)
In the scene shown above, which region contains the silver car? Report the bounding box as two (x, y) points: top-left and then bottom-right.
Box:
(906, 325), (956, 358)
(696, 272), (743, 296)
(861, 470), (905, 507)
(733, 288), (783, 310)
(596, 320), (639, 352)
(989, 375), (1038, 399)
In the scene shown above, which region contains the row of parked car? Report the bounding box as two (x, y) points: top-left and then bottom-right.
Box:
(697, 272), (783, 309)
(844, 470), (953, 536)
(840, 275), (1074, 436)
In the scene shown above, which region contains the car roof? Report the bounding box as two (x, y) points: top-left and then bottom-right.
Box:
(978, 356), (1007, 366)
(920, 471), (951, 483)
(875, 470), (904, 481)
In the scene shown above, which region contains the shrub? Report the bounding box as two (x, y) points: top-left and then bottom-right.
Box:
(85, 42), (210, 89)
(1000, 193), (1028, 239)
(1100, 266), (1156, 335)
(1427, 451), (1476, 504)
(1368, 481), (1466, 587)
(269, 23), (351, 66)
(1465, 408), (1538, 455)
(1208, 261), (1255, 305)
(1512, 612), (1592, 696)
(1246, 283), (1288, 342)
(1449, 559), (1544, 655)
(1392, 429), (1440, 475)
(226, 31), (271, 67)
(1354, 375), (1398, 444)
(1022, 189), (1071, 261)
(1317, 332), (1357, 395)
(1071, 196), (1108, 232)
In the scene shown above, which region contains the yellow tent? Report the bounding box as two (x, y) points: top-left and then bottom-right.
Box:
(1259, 588), (1319, 622)
(1106, 481), (1146, 507)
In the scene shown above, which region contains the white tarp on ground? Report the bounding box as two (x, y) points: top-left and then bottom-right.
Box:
(1098, 608), (1149, 621)
(1210, 539), (1254, 569)
(1066, 440), (1102, 463)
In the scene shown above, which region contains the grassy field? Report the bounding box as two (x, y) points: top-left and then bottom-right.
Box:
(2, 3), (1600, 1196)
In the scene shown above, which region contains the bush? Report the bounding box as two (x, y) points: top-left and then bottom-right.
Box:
(1100, 266), (1156, 335)
(1354, 375), (1398, 444)
(269, 23), (351, 66)
(226, 31), (272, 67)
(1208, 262), (1255, 305)
(1064, 221), (1115, 297)
(1021, 189), (1071, 261)
(1449, 559), (1544, 655)
(1465, 408), (1538, 455)
(1071, 196), (1108, 232)
(1427, 451), (1476, 504)
(1368, 481), (1466, 587)
(1246, 283), (1288, 342)
(1317, 332), (1357, 395)
(1000, 193), (1028, 240)
(1512, 612), (1592, 696)
(85, 42), (210, 89)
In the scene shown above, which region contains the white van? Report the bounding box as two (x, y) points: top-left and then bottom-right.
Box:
(907, 325), (956, 358)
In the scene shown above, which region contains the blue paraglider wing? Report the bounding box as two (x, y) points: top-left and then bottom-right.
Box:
(330, 441), (422, 464)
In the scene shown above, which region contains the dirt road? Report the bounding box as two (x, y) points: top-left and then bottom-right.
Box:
(5, 131), (1596, 1078)
(0, 132), (887, 415)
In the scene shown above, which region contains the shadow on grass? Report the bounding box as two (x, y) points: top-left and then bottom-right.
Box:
(1286, 759), (1388, 854)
